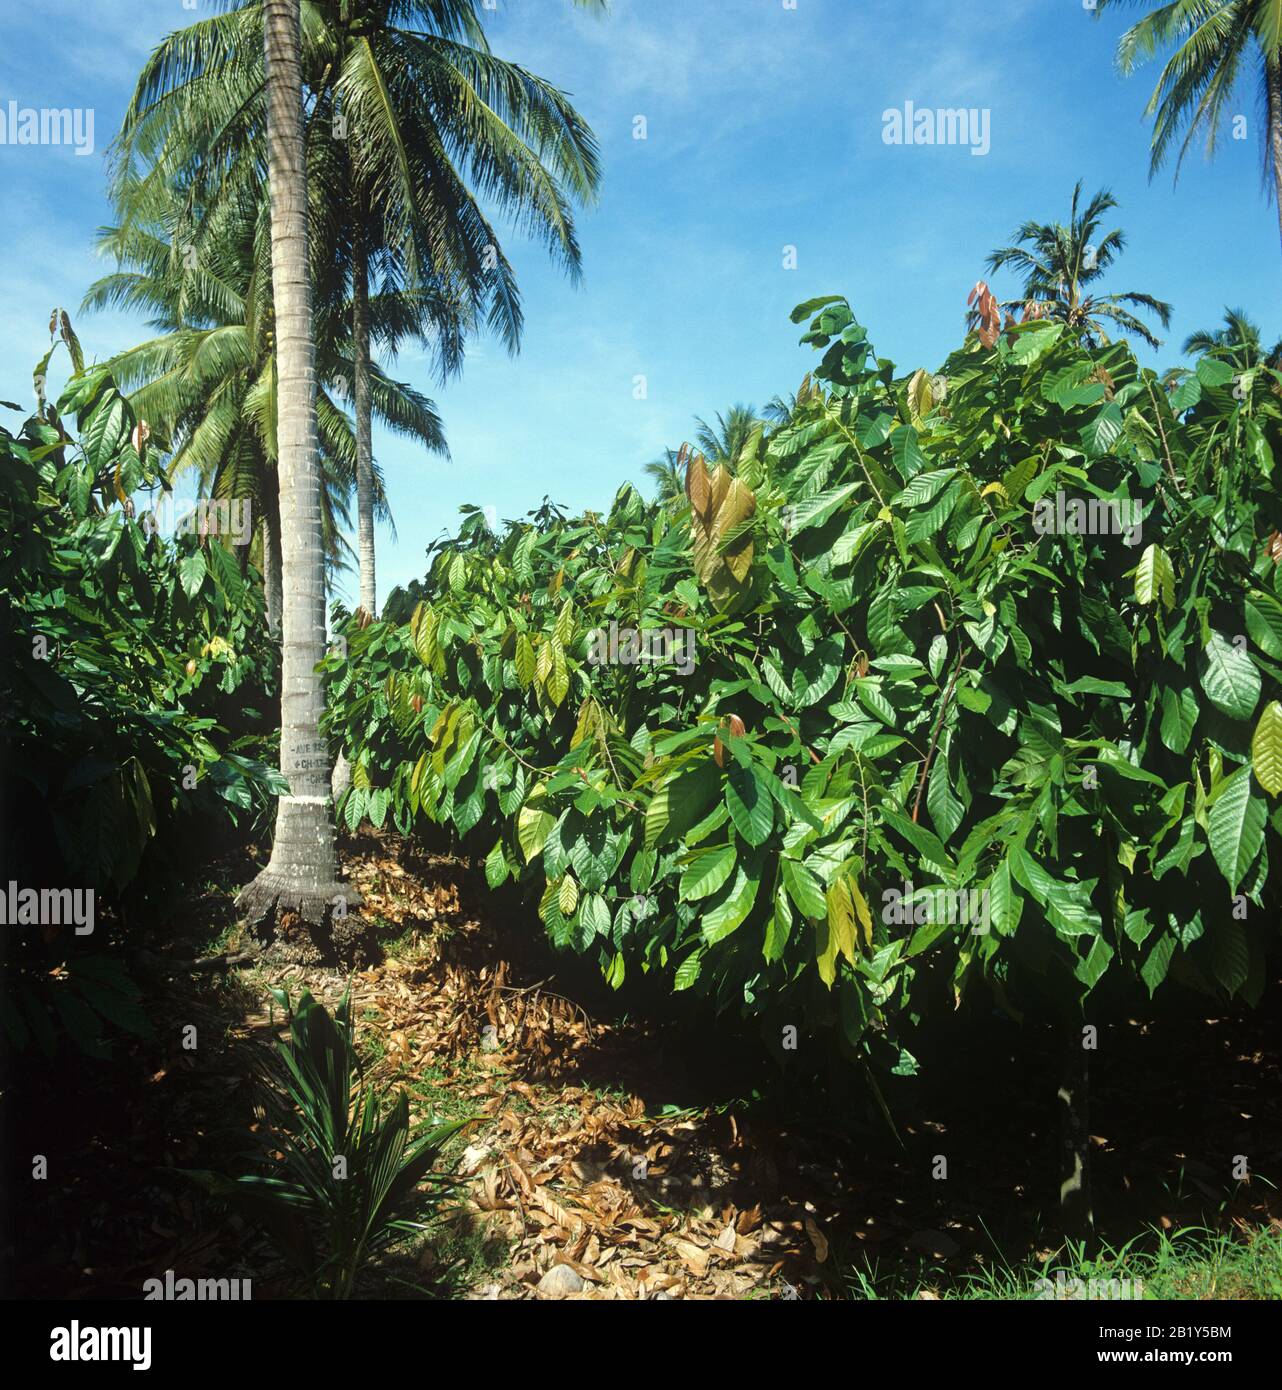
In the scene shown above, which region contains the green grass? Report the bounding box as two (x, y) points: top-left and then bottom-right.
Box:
(363, 1060), (502, 1298)
(365, 1217), (510, 1299)
(366, 913), (427, 959)
(839, 1224), (1282, 1301)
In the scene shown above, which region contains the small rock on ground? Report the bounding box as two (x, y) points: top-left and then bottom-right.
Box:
(536, 1264), (587, 1298)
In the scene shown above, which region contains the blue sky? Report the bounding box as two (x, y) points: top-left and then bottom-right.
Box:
(1, 0), (1278, 605)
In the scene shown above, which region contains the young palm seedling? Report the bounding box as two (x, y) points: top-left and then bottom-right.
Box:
(185, 985), (473, 1298)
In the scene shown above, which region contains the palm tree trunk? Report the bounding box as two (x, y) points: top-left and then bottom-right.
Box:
(1269, 58), (1282, 261)
(352, 215), (376, 617)
(239, 0), (358, 928)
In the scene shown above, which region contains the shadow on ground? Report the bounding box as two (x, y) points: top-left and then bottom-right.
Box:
(3, 829), (1278, 1299)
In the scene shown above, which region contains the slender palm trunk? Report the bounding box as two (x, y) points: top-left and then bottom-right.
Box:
(239, 0), (358, 927)
(1269, 58), (1282, 261)
(336, 208), (373, 815)
(352, 216), (376, 617)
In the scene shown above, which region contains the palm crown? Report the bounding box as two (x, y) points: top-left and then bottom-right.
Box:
(109, 0), (604, 610)
(985, 182), (1173, 349)
(1095, 1), (1282, 256)
(1182, 305), (1282, 368)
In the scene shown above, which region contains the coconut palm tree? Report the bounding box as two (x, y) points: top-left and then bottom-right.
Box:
(110, 0), (606, 617)
(643, 404), (769, 504)
(762, 391), (801, 427)
(984, 182), (1173, 349)
(1183, 306), (1282, 368)
(240, 0), (357, 925)
(642, 447), (685, 505)
(1094, 1), (1282, 257)
(321, 0), (604, 616)
(84, 182), (445, 628)
(692, 404), (762, 464)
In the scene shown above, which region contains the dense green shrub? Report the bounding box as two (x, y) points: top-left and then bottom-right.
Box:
(0, 343), (283, 1053)
(327, 298), (1282, 1072)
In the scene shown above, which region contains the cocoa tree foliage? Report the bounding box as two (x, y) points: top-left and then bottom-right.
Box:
(1, 353), (284, 1055)
(326, 295), (1282, 1068)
